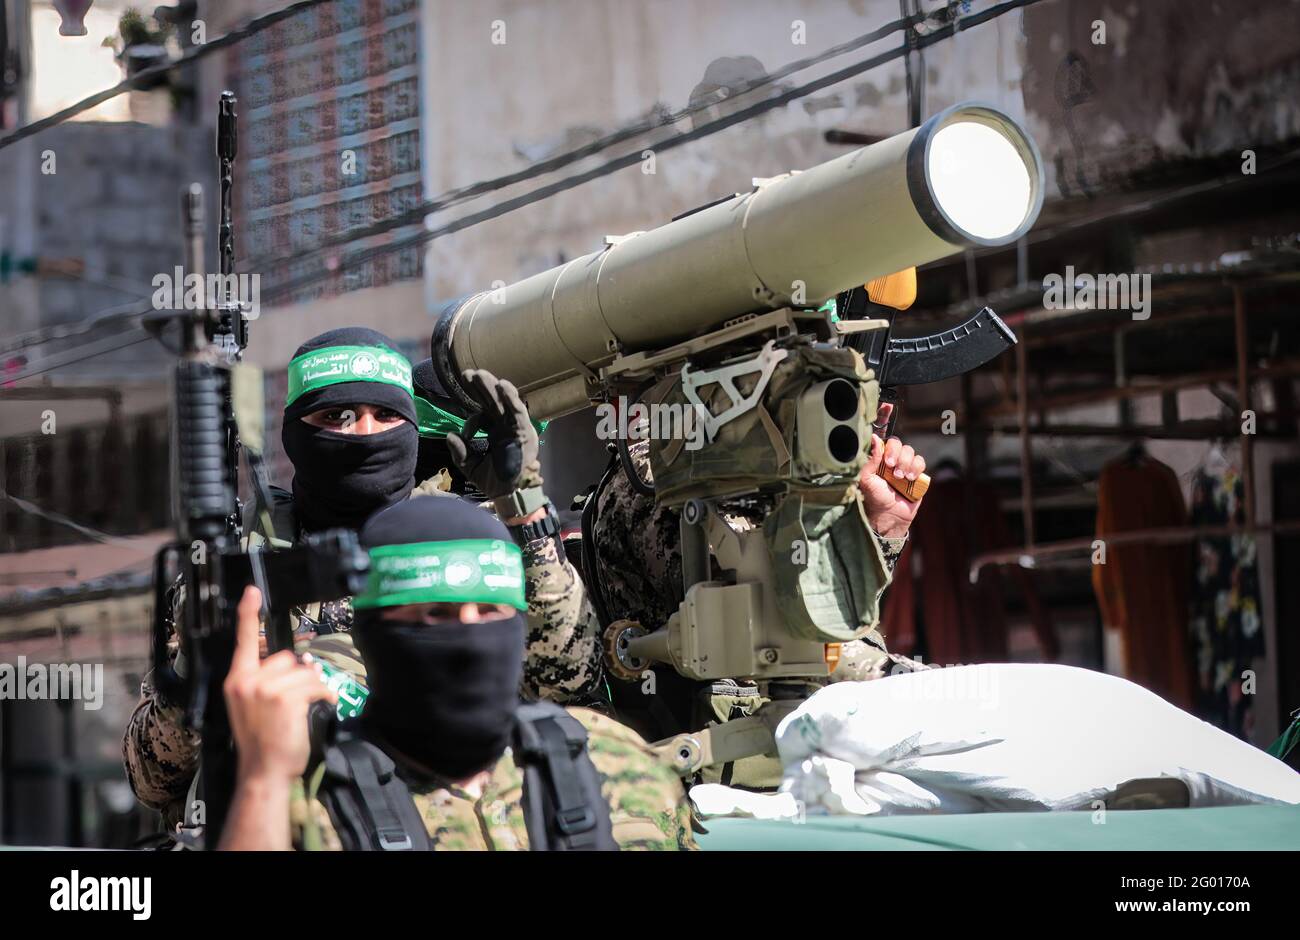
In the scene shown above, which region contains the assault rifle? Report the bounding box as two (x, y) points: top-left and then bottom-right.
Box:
(145, 93), (368, 846)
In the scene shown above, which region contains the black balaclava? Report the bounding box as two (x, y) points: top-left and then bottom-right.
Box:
(352, 495), (526, 781)
(281, 327), (419, 532)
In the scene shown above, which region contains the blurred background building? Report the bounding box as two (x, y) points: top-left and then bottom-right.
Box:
(1, 0), (1298, 844)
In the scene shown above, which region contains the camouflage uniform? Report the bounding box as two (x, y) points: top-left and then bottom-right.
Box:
(519, 533), (603, 700)
(123, 666), (200, 832)
(415, 471), (603, 701)
(122, 577), (363, 831)
(291, 707), (696, 851)
(123, 477), (601, 829)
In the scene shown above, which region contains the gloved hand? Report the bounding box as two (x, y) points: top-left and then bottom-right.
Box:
(445, 369), (543, 500)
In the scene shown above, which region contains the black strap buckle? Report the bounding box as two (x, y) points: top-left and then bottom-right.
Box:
(555, 806), (596, 836)
(339, 738), (414, 852)
(376, 828), (414, 851)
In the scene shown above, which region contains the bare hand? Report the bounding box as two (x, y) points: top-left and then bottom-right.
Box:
(858, 405), (926, 539)
(223, 586), (335, 784)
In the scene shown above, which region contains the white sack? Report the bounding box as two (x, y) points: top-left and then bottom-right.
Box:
(692, 664), (1300, 819)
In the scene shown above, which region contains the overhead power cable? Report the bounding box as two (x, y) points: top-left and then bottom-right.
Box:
(1, 299), (149, 355)
(0, 490), (133, 545)
(0, 4), (938, 352)
(262, 0), (1048, 301)
(0, 0), (335, 152)
(6, 332), (154, 383)
(259, 8), (930, 266)
(9, 0), (1046, 371)
(1, 2), (944, 354)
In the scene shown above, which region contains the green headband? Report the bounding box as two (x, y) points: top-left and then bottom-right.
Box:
(286, 345), (414, 406)
(353, 539), (527, 611)
(415, 394), (548, 440)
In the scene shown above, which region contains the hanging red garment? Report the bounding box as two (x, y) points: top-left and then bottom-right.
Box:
(881, 541), (920, 655)
(880, 478), (1056, 665)
(1091, 454), (1196, 711)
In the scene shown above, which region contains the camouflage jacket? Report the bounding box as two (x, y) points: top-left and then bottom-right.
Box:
(414, 472), (604, 703)
(123, 475), (601, 829)
(122, 608), (364, 832)
(292, 707), (696, 851)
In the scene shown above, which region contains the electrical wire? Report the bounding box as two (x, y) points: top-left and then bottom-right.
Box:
(0, 4), (940, 353)
(0, 268), (158, 355)
(263, 0), (1049, 301)
(6, 332), (154, 383)
(257, 9), (929, 267)
(0, 490), (133, 545)
(10, 0), (1047, 368)
(273, 0), (1017, 269)
(1, 299), (150, 354)
(33, 119), (1281, 374)
(0, 0), (336, 152)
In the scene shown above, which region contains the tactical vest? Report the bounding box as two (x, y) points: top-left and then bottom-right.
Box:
(308, 702), (617, 851)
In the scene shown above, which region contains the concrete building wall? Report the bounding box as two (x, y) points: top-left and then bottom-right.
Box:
(1021, 0), (1300, 200)
(416, 0), (1026, 308)
(16, 121), (198, 333)
(0, 118), (207, 450)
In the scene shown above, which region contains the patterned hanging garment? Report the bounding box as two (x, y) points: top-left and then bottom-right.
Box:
(1187, 466), (1265, 741)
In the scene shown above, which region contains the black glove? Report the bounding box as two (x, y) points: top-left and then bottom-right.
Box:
(445, 369), (543, 501)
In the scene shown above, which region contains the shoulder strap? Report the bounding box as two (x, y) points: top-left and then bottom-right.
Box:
(316, 725), (430, 851)
(511, 702), (617, 851)
(579, 451), (622, 628)
(242, 485), (298, 549)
